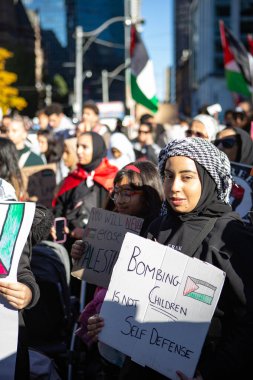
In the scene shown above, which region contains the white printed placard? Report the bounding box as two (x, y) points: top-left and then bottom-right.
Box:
(230, 161), (253, 224)
(71, 208), (144, 287)
(0, 202), (35, 378)
(99, 233), (225, 380)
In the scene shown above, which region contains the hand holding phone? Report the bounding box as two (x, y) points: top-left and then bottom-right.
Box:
(54, 217), (67, 243)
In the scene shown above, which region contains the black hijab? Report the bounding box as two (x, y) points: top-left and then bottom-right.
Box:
(233, 127), (253, 165)
(80, 132), (107, 172)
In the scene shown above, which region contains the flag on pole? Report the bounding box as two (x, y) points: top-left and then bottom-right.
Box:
(130, 25), (159, 113)
(247, 34), (253, 55)
(219, 20), (253, 97)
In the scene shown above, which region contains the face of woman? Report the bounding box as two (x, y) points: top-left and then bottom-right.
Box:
(77, 134), (93, 165)
(111, 147), (122, 158)
(113, 176), (144, 217)
(63, 146), (75, 168)
(215, 128), (238, 162)
(37, 135), (48, 153)
(187, 120), (209, 139)
(164, 156), (202, 213)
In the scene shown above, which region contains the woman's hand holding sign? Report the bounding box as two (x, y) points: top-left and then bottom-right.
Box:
(71, 239), (85, 260)
(0, 281), (32, 309)
(86, 314), (104, 342)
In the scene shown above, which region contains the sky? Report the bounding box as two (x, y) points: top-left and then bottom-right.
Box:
(142, 0), (173, 101)
(23, 0), (173, 101)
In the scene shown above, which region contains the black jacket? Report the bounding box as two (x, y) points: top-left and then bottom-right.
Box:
(120, 212), (253, 380)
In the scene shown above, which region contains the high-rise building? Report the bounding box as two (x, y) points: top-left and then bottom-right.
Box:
(65, 0), (125, 102)
(23, 0), (70, 110)
(175, 0), (191, 117)
(175, 0), (253, 117)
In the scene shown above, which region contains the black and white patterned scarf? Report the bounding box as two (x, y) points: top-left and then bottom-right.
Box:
(159, 137), (232, 202)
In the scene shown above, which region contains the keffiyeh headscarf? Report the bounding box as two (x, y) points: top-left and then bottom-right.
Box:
(159, 137), (233, 204)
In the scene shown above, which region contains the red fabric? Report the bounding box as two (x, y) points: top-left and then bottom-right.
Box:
(231, 183), (245, 200)
(219, 20), (234, 64)
(247, 34), (253, 56)
(52, 158), (118, 207)
(130, 25), (136, 57)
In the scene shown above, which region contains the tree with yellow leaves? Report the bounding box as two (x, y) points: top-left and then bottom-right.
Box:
(0, 47), (27, 115)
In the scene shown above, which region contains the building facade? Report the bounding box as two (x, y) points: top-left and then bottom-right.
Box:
(65, 0), (125, 103)
(175, 0), (253, 118)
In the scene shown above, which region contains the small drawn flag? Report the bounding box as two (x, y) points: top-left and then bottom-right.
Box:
(183, 276), (217, 305)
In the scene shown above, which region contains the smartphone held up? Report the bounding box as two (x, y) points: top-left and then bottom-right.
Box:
(54, 217), (67, 243)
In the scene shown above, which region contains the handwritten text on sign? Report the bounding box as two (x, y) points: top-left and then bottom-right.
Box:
(71, 208), (143, 287)
(99, 233), (225, 380)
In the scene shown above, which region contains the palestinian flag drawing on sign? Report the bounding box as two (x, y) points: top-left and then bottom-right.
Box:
(219, 20), (253, 97)
(130, 25), (159, 113)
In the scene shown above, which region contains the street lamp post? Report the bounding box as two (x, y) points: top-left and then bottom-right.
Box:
(75, 26), (85, 120)
(101, 62), (130, 102)
(74, 16), (132, 120)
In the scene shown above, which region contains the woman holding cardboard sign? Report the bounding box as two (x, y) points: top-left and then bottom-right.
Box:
(72, 161), (164, 380)
(88, 138), (253, 380)
(122, 138), (253, 379)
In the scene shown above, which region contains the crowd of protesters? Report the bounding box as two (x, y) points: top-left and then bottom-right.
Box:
(1, 98), (253, 380)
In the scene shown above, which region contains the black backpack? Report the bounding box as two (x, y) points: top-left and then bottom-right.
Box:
(23, 241), (72, 352)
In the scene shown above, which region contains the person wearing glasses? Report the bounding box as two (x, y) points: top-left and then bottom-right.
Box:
(186, 114), (218, 142)
(131, 122), (161, 164)
(52, 131), (118, 301)
(214, 126), (253, 165)
(71, 161), (164, 380)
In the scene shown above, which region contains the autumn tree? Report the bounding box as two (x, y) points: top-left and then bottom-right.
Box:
(0, 47), (27, 115)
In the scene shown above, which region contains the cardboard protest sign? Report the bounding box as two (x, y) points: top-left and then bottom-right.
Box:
(71, 208), (144, 288)
(99, 233), (225, 380)
(230, 162), (253, 224)
(22, 163), (57, 208)
(0, 202), (35, 378)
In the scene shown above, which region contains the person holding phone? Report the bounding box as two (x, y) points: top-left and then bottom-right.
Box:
(52, 132), (118, 299)
(71, 161), (164, 380)
(52, 132), (118, 243)
(53, 216), (67, 243)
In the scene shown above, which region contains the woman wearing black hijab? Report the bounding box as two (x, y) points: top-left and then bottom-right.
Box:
(114, 138), (253, 380)
(53, 132), (118, 298)
(53, 132), (118, 240)
(215, 126), (253, 165)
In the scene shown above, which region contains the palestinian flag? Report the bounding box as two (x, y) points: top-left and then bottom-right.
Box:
(219, 20), (253, 97)
(247, 34), (253, 55)
(130, 25), (159, 113)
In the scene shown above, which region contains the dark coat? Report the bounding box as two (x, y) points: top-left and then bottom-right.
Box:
(15, 236), (40, 380)
(15, 204), (53, 380)
(120, 212), (253, 380)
